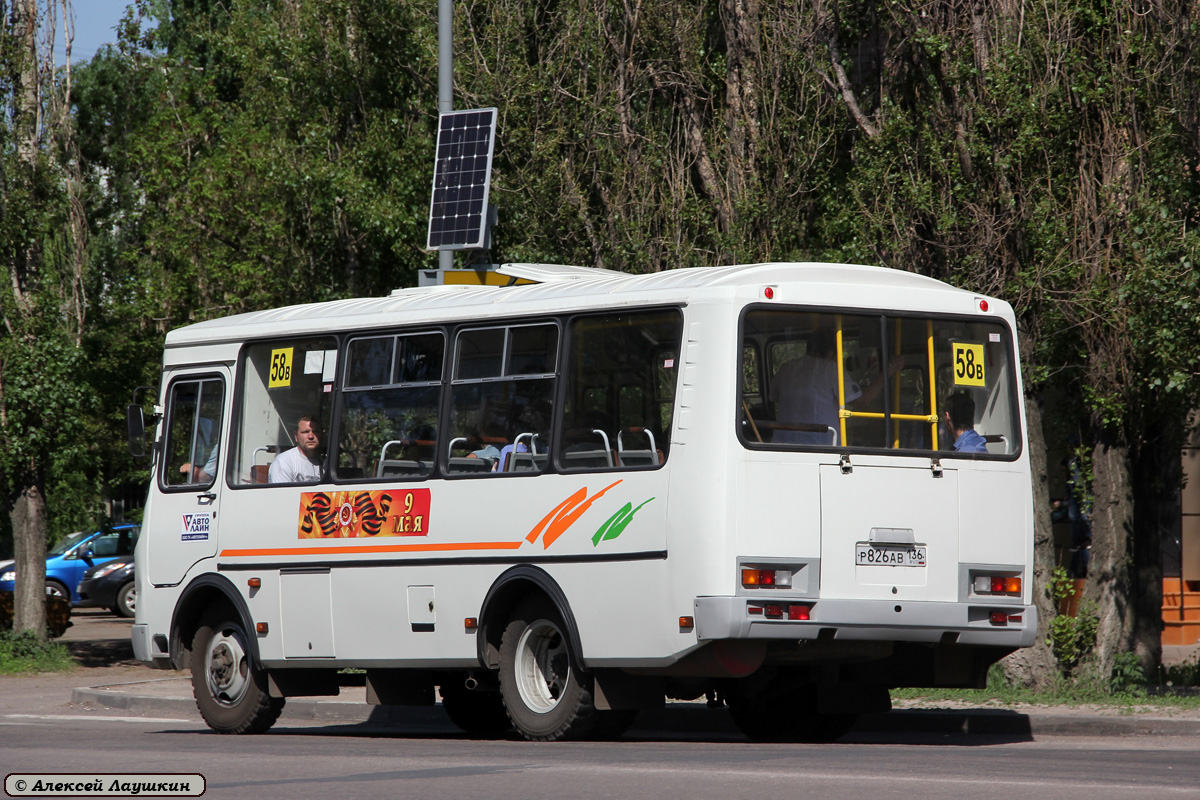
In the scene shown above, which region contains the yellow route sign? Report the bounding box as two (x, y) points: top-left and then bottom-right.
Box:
(952, 342), (985, 386)
(269, 348), (294, 388)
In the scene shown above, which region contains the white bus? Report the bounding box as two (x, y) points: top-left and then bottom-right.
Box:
(129, 262), (1035, 742)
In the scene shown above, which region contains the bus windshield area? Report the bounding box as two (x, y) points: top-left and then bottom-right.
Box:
(741, 309), (1021, 456)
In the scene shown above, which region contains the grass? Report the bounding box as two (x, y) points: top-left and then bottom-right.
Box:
(892, 658), (1200, 711)
(0, 630), (77, 674)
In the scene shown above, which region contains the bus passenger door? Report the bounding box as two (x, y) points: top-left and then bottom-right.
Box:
(148, 369), (230, 587)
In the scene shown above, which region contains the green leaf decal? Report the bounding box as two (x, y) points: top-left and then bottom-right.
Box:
(592, 498), (654, 546)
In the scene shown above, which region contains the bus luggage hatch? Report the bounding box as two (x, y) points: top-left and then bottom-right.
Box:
(818, 463), (960, 603)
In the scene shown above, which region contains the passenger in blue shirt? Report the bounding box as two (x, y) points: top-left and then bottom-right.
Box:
(943, 392), (988, 453)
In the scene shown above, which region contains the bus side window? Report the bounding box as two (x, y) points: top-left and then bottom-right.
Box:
(446, 324), (556, 476)
(230, 337), (336, 486)
(162, 377), (224, 489)
(335, 332), (444, 481)
(557, 310), (682, 471)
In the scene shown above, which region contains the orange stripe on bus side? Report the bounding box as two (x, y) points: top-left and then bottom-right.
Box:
(219, 540), (525, 557)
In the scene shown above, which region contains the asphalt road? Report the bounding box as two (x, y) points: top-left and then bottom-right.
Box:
(2, 610), (1198, 799)
(3, 712), (1200, 800)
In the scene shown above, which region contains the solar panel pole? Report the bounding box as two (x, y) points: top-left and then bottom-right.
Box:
(438, 0), (454, 271)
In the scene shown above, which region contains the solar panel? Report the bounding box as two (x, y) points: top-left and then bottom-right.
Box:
(426, 108), (498, 251)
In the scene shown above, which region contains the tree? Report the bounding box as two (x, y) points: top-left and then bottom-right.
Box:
(458, 0), (1200, 684)
(1, 0), (97, 637)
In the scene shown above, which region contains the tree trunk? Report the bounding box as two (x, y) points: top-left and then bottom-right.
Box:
(1129, 417), (1174, 675)
(1088, 439), (1136, 678)
(11, 480), (48, 638)
(1000, 370), (1060, 688)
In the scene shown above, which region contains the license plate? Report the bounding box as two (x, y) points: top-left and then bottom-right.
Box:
(856, 543), (926, 567)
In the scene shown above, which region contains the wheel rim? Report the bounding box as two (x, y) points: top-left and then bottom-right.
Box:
(205, 626), (251, 708)
(46, 583), (66, 600)
(124, 586), (137, 612)
(514, 619), (570, 714)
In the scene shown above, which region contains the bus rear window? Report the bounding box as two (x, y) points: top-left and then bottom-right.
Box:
(741, 310), (1020, 456)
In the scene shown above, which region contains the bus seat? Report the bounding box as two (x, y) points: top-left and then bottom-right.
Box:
(616, 450), (657, 467)
(251, 445), (278, 484)
(448, 456), (494, 474)
(617, 427), (658, 467)
(982, 434), (1009, 454)
(510, 452), (549, 472)
(377, 460), (425, 478)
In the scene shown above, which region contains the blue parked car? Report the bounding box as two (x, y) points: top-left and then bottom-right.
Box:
(0, 524), (140, 605)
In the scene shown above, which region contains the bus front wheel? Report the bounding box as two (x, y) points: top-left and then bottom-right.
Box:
(189, 610), (284, 734)
(498, 597), (597, 741)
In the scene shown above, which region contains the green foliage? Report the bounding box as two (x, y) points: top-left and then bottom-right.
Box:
(0, 631), (75, 674)
(1160, 655), (1200, 688)
(1046, 567), (1099, 675)
(1108, 651), (1147, 696)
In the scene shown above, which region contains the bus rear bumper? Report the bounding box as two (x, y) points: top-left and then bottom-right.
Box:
(694, 596), (1037, 648)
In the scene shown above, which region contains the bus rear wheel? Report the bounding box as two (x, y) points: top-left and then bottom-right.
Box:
(498, 597), (597, 741)
(189, 610), (284, 734)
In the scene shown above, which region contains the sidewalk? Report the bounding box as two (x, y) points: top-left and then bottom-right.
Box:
(69, 672), (1200, 739)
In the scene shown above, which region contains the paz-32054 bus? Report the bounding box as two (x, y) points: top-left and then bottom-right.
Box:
(129, 262), (1035, 742)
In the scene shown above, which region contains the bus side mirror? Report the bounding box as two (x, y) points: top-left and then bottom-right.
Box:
(127, 386), (159, 460)
(127, 404), (147, 458)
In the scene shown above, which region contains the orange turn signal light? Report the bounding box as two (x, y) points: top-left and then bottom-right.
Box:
(256, 622), (269, 634)
(248, 577), (261, 589)
(464, 618), (478, 630)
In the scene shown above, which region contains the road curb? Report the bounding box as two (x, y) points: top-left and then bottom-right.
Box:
(71, 683), (1200, 737)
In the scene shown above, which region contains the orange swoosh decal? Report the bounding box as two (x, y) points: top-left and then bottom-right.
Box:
(527, 480), (623, 549)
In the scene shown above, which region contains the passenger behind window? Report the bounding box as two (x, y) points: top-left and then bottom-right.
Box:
(942, 392), (988, 453)
(770, 328), (901, 445)
(179, 417), (220, 484)
(268, 415), (325, 483)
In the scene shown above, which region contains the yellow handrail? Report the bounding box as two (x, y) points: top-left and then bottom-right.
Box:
(848, 411), (938, 423)
(835, 316), (848, 446)
(927, 319), (938, 450)
(892, 318), (902, 448)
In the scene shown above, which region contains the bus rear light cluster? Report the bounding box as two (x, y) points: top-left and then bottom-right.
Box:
(742, 567), (792, 588)
(974, 575), (1021, 595)
(748, 603), (810, 620)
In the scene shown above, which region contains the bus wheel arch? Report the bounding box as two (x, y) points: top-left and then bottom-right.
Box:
(170, 574), (259, 671)
(477, 566), (584, 672)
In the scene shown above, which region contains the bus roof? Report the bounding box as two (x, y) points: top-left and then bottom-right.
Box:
(165, 262), (998, 348)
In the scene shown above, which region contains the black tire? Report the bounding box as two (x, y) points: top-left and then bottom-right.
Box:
(189, 610), (284, 734)
(498, 596), (598, 741)
(727, 677), (856, 743)
(45, 580), (69, 603)
(440, 680), (513, 737)
(113, 581), (136, 618)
